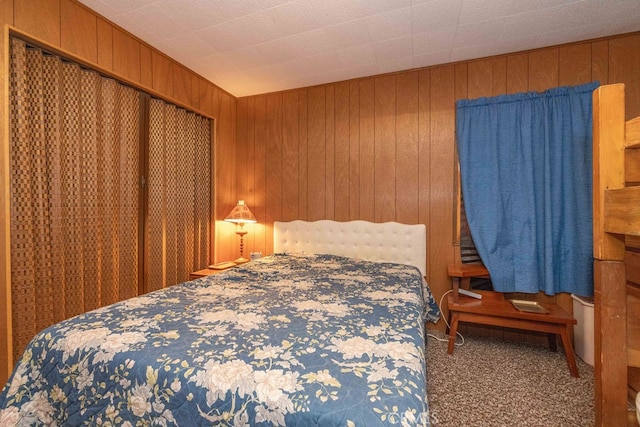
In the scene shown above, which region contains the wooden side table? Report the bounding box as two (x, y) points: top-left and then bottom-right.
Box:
(189, 265), (235, 280)
(446, 263), (579, 377)
(447, 263), (490, 300)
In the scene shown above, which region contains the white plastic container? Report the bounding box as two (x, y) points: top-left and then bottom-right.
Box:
(571, 294), (595, 366)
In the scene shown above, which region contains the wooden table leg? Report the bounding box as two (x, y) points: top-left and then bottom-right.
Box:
(559, 326), (579, 378)
(447, 312), (460, 354)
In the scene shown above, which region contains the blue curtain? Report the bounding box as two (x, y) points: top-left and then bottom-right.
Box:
(456, 82), (598, 297)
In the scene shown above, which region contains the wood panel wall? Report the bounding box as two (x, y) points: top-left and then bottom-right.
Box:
(0, 0), (238, 383)
(230, 32), (640, 336)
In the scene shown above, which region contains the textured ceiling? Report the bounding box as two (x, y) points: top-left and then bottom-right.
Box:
(76, 0), (640, 97)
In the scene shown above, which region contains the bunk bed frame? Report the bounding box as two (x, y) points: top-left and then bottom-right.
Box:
(592, 83), (640, 426)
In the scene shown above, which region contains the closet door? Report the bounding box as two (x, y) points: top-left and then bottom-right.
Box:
(146, 99), (210, 292)
(8, 39), (141, 361)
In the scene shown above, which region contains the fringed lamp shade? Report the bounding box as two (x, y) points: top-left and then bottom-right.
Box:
(224, 200), (256, 263)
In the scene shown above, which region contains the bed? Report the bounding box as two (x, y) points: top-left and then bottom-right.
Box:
(592, 84), (640, 425)
(0, 219), (440, 426)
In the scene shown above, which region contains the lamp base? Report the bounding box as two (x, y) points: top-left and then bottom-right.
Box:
(234, 256), (250, 264)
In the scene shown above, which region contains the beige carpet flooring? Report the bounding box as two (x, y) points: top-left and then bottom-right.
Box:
(426, 332), (594, 426)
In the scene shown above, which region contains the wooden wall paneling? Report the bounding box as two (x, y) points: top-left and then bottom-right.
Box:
(172, 63), (190, 107)
(199, 78), (213, 117)
(96, 18), (112, 71)
(236, 98), (249, 202)
(265, 93), (282, 253)
(152, 51), (173, 100)
(374, 74), (396, 223)
(211, 84), (226, 260)
(0, 0), (13, 26)
(395, 72), (419, 225)
(307, 86), (326, 221)
(297, 89), (308, 220)
(112, 27), (140, 84)
(559, 43), (592, 86)
(610, 34), (640, 119)
(349, 81), (360, 220)
(139, 44), (152, 89)
(210, 86), (221, 119)
(454, 63), (467, 105)
(491, 57), (507, 96)
(429, 65), (456, 315)
(506, 53), (528, 94)
(591, 39), (609, 85)
(453, 63), (467, 266)
(417, 69), (431, 280)
(282, 91), (299, 221)
(334, 81), (350, 221)
(325, 85), (335, 220)
(554, 294), (573, 335)
(359, 78), (375, 222)
(190, 74), (200, 111)
(528, 49), (559, 93)
(14, 0), (60, 47)
(60, 0), (96, 64)
(213, 102), (227, 262)
(244, 97), (257, 252)
(253, 95), (267, 255)
(467, 59), (492, 99)
(227, 92), (238, 259)
(214, 92), (237, 263)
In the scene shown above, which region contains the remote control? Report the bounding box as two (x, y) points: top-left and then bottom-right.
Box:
(458, 288), (483, 299)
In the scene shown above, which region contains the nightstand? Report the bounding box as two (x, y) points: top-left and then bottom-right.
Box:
(446, 263), (579, 377)
(189, 265), (235, 280)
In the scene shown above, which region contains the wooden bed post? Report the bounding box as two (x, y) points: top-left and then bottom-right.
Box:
(592, 84), (628, 426)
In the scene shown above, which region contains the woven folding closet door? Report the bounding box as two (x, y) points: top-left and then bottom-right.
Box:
(147, 99), (210, 292)
(8, 39), (141, 362)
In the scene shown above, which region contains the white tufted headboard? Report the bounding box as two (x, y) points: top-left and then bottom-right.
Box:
(273, 220), (427, 276)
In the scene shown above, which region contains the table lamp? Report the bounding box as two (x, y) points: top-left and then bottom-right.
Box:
(224, 200), (257, 263)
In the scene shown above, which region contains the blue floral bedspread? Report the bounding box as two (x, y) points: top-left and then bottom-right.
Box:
(0, 253), (440, 426)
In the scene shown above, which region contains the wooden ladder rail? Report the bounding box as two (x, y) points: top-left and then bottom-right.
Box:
(592, 84), (639, 426)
